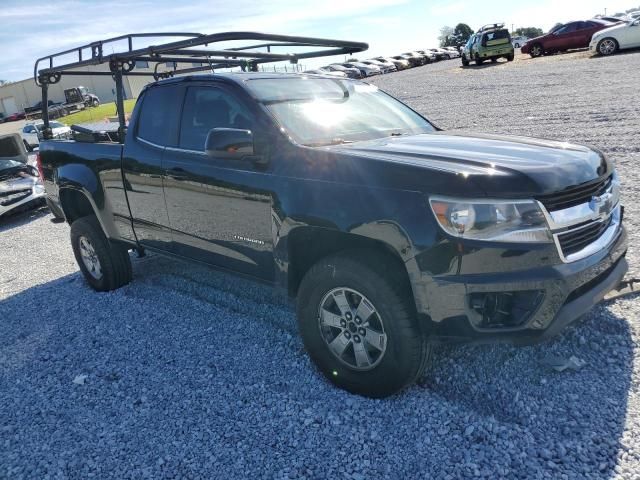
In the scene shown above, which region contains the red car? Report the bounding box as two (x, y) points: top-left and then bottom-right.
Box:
(3, 112), (26, 122)
(522, 19), (617, 57)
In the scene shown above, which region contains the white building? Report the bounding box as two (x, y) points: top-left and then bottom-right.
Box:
(0, 62), (181, 116)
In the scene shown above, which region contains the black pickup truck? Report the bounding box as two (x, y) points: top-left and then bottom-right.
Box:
(36, 34), (627, 397)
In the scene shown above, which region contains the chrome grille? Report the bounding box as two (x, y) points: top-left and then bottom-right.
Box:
(557, 216), (613, 257)
(537, 175), (612, 211)
(0, 188), (32, 206)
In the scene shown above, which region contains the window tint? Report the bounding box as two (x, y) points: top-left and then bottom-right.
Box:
(178, 87), (253, 151)
(557, 23), (578, 34)
(485, 29), (510, 41)
(137, 86), (182, 146)
(23, 126), (34, 133)
(576, 21), (590, 30)
(135, 60), (149, 68)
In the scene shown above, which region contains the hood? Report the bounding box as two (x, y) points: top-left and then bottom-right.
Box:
(592, 22), (630, 38)
(326, 132), (611, 197)
(0, 133), (29, 164)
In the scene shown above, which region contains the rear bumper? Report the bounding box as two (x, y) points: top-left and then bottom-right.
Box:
(412, 225), (628, 344)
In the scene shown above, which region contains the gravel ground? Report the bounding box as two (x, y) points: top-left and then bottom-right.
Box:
(2, 51), (640, 479)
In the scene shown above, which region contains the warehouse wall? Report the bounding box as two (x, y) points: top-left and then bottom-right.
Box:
(0, 64), (162, 115)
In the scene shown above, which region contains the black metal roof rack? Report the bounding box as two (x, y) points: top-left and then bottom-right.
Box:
(477, 23), (505, 33)
(33, 31), (368, 140)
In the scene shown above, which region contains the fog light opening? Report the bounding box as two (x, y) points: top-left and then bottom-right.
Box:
(469, 290), (544, 329)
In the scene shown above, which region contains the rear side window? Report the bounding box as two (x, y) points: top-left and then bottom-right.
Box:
(137, 86), (182, 146)
(556, 23), (578, 34)
(178, 86), (253, 151)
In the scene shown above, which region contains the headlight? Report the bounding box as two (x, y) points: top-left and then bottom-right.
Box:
(429, 197), (552, 243)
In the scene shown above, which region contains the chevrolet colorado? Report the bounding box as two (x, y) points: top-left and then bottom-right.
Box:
(36, 33), (627, 397)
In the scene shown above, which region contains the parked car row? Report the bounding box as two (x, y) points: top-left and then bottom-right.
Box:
(522, 16), (640, 58)
(305, 47), (460, 77)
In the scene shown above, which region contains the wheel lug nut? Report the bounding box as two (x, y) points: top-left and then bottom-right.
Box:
(340, 319), (347, 328)
(353, 335), (361, 343)
(344, 331), (351, 339)
(355, 317), (361, 324)
(358, 328), (366, 336)
(345, 313), (352, 320)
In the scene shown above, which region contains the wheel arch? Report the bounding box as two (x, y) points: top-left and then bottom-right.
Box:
(59, 187), (99, 225)
(597, 37), (619, 55)
(285, 227), (414, 302)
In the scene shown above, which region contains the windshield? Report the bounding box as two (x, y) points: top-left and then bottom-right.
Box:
(246, 78), (435, 146)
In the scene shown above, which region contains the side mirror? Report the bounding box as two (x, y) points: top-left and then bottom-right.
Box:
(205, 128), (254, 159)
(633, 20), (640, 26)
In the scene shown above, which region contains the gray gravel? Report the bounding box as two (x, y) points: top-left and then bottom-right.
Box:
(2, 51), (640, 479)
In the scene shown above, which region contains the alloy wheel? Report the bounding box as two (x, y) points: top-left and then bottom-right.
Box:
(317, 288), (387, 371)
(599, 39), (616, 55)
(78, 236), (103, 279)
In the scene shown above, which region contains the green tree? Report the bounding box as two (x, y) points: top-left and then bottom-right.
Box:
(514, 27), (544, 38)
(451, 23), (474, 46)
(438, 26), (454, 47)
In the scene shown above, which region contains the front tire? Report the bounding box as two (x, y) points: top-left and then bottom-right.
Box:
(530, 43), (543, 58)
(597, 38), (618, 56)
(506, 52), (514, 62)
(475, 54), (484, 65)
(92, 98), (100, 107)
(461, 55), (470, 66)
(296, 251), (431, 398)
(70, 216), (132, 291)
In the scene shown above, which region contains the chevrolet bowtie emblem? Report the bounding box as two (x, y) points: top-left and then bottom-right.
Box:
(589, 192), (613, 217)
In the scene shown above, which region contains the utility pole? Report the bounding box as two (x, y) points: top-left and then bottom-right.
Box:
(604, 7), (607, 15)
(512, 23), (514, 34)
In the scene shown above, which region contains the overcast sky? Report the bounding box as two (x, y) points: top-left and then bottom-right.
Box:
(1, 0), (638, 81)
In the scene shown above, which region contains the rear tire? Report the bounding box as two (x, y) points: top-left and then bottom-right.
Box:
(461, 55), (470, 66)
(70, 215), (132, 291)
(530, 43), (543, 58)
(506, 53), (514, 62)
(597, 38), (618, 56)
(296, 251), (431, 398)
(475, 54), (484, 65)
(491, 57), (498, 63)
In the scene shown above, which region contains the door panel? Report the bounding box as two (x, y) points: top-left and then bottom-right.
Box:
(620, 24), (640, 47)
(162, 85), (274, 280)
(122, 84), (182, 250)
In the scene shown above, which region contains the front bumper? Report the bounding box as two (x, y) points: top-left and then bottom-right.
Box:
(412, 225), (628, 344)
(0, 177), (46, 217)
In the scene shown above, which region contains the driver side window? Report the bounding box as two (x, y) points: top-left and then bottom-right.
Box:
(178, 86), (254, 152)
